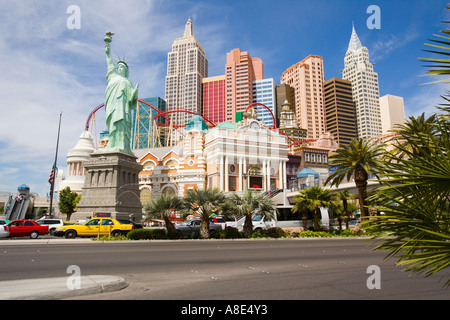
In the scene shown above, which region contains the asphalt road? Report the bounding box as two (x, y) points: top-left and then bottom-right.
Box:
(0, 238), (448, 301)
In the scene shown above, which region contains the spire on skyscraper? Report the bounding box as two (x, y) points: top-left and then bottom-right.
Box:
(347, 24), (363, 52)
(184, 18), (194, 37)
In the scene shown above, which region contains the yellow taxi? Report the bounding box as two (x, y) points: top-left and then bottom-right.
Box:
(54, 218), (134, 239)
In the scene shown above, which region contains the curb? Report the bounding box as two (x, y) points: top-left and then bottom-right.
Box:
(0, 275), (128, 300)
(0, 236), (373, 246)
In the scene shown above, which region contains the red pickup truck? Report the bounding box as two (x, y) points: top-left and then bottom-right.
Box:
(6, 220), (49, 239)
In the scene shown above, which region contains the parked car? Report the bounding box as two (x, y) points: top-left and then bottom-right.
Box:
(0, 225), (9, 238)
(36, 218), (64, 235)
(175, 219), (222, 237)
(0, 219), (10, 226)
(54, 218), (134, 239)
(348, 220), (361, 229)
(117, 219), (143, 229)
(209, 216), (227, 230)
(6, 220), (49, 239)
(192, 216), (227, 230)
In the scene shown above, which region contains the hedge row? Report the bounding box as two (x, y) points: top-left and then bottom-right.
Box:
(126, 228), (184, 240)
(125, 227), (362, 240)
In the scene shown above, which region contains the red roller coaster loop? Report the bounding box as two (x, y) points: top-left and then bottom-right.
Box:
(245, 103), (277, 130)
(86, 100), (216, 138)
(137, 99), (185, 137)
(85, 103), (105, 131)
(86, 99), (318, 151)
(244, 103), (318, 147)
(153, 109), (216, 128)
(86, 100), (316, 149)
(288, 139), (318, 148)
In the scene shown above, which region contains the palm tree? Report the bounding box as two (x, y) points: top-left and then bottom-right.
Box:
(337, 190), (354, 230)
(227, 190), (276, 237)
(292, 186), (336, 231)
(144, 194), (183, 233)
(325, 139), (384, 217)
(182, 188), (226, 239)
(333, 201), (358, 232)
(291, 194), (310, 231)
(367, 4), (450, 286)
(419, 4), (450, 84)
(368, 108), (450, 285)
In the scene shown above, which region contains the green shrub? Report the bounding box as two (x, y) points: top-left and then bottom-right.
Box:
(167, 230), (184, 239)
(340, 229), (355, 237)
(297, 230), (331, 238)
(249, 229), (265, 238)
(211, 227), (244, 239)
(250, 227), (288, 239)
(91, 234), (127, 241)
(265, 227), (288, 238)
(126, 228), (167, 240)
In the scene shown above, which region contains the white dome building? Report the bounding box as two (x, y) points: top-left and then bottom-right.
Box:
(57, 131), (96, 193)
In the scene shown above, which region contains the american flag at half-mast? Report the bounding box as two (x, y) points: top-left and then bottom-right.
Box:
(48, 166), (57, 184)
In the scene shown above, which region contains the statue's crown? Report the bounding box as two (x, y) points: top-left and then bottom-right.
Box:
(115, 56), (130, 68)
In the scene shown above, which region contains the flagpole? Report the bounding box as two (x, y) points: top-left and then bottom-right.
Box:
(48, 112), (62, 218)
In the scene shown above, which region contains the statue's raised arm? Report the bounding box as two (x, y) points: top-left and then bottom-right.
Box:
(104, 32), (115, 77)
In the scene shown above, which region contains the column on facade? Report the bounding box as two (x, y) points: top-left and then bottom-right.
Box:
(279, 161), (284, 190)
(261, 160), (266, 191)
(283, 161), (287, 191)
(219, 156), (224, 191)
(225, 156), (229, 192)
(266, 159), (271, 191)
(243, 157), (247, 191)
(238, 157), (243, 192)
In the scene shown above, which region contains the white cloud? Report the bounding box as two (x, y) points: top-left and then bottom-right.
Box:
(403, 81), (448, 118)
(0, 0), (230, 196)
(370, 31), (420, 63)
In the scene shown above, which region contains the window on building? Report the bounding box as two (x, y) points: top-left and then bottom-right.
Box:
(165, 159), (178, 169)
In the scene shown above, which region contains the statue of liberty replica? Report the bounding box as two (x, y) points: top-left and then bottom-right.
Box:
(102, 32), (139, 155)
(76, 33), (143, 222)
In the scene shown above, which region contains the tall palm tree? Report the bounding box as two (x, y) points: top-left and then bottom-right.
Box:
(183, 188), (226, 239)
(325, 139), (384, 217)
(144, 194), (183, 233)
(227, 190), (276, 237)
(292, 186), (336, 231)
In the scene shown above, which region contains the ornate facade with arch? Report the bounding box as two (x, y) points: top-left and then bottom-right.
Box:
(134, 116), (207, 201)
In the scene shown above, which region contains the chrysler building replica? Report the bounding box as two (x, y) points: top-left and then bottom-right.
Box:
(342, 25), (382, 139)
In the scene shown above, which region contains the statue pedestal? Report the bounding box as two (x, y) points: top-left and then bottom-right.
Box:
(75, 151), (143, 222)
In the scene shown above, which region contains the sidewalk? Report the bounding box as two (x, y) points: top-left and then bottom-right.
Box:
(0, 275), (128, 300)
(0, 238), (93, 245)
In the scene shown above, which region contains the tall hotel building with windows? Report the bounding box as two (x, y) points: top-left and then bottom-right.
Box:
(201, 75), (226, 125)
(165, 19), (208, 128)
(324, 78), (357, 146)
(253, 78), (276, 128)
(225, 48), (264, 123)
(280, 55), (326, 140)
(342, 26), (382, 139)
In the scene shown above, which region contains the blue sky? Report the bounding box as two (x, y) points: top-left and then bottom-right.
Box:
(0, 0), (448, 197)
